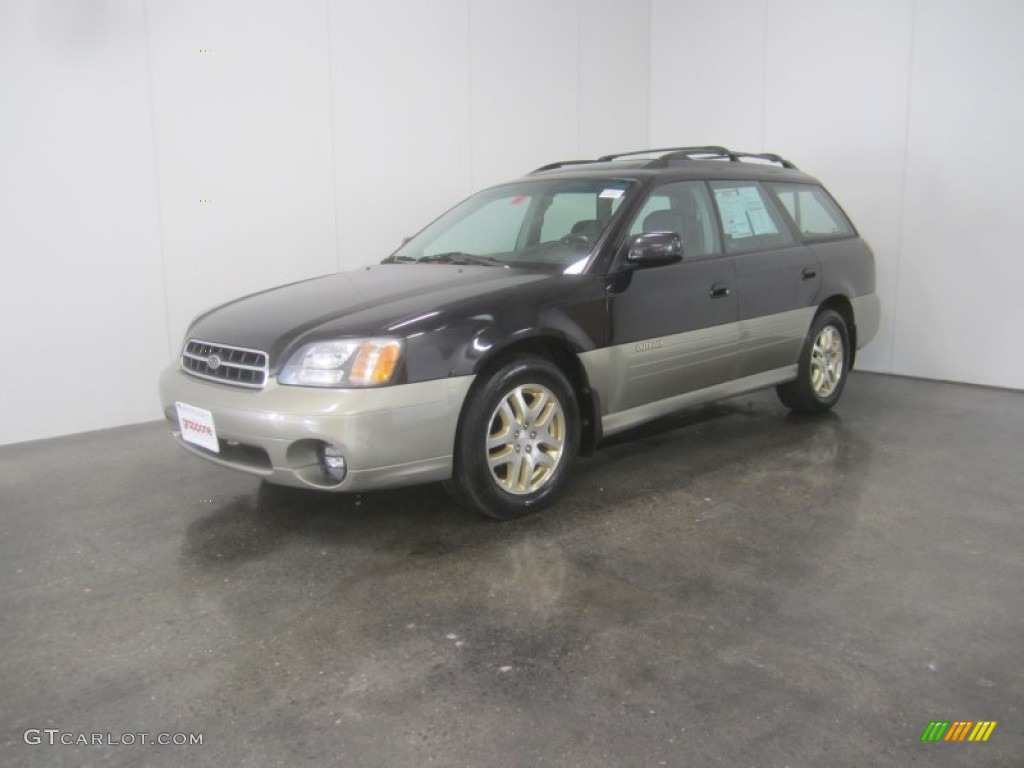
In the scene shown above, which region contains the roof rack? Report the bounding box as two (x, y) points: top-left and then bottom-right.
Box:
(597, 145), (735, 162)
(531, 159), (602, 173)
(530, 145), (798, 174)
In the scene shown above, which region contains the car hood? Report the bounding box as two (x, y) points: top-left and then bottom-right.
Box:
(186, 264), (559, 366)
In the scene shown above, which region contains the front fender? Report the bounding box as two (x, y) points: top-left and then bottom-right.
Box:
(401, 275), (608, 381)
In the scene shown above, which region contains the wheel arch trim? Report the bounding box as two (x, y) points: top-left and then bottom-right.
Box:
(466, 332), (602, 456)
(816, 294), (857, 368)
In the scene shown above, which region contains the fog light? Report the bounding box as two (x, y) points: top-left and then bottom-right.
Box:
(321, 444), (347, 483)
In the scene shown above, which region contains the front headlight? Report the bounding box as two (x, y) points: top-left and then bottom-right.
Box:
(278, 338), (403, 387)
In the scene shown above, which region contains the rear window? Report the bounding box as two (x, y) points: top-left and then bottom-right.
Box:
(769, 183), (855, 240)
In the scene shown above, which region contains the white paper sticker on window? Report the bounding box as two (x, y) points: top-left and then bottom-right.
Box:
(599, 188), (625, 199)
(737, 186), (778, 235)
(715, 188), (753, 239)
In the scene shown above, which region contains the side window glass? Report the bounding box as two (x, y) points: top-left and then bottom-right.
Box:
(710, 182), (795, 254)
(626, 181), (719, 258)
(628, 196), (671, 236)
(769, 183), (855, 239)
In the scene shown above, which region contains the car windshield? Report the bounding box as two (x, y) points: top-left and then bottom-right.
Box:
(387, 178), (637, 273)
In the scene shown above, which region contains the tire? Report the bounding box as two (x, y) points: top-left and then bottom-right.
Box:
(447, 356), (579, 520)
(777, 309), (850, 414)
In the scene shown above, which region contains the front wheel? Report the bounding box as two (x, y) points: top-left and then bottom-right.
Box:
(447, 356), (579, 520)
(777, 309), (850, 413)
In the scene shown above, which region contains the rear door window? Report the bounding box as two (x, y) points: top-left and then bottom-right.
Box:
(709, 181), (795, 254)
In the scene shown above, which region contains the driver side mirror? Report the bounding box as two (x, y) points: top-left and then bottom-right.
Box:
(626, 232), (683, 267)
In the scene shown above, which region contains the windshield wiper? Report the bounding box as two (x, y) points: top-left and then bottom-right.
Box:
(380, 254), (419, 264)
(417, 252), (509, 268)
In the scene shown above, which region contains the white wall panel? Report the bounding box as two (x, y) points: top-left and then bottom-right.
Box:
(146, 0), (337, 348)
(1, 0), (657, 445)
(0, 0), (168, 444)
(649, 0), (767, 148)
(469, 0), (580, 187)
(649, 0), (1023, 389)
(28, 1), (1024, 440)
(329, 0), (472, 267)
(762, 0), (914, 373)
(894, 0), (1024, 388)
(578, 0), (650, 156)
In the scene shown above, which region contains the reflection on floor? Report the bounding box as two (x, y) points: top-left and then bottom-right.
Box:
(1, 372), (1021, 766)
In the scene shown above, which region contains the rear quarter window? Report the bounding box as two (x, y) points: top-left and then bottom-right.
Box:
(769, 183), (855, 240)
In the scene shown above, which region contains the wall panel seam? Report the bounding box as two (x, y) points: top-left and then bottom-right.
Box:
(576, 0), (581, 155)
(325, 0), (341, 273)
(759, 0), (769, 151)
(466, 0), (475, 190)
(891, 0), (918, 373)
(646, 0), (653, 147)
(141, 0), (173, 360)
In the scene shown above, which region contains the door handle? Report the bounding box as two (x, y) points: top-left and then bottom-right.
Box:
(801, 266), (818, 280)
(709, 284), (730, 299)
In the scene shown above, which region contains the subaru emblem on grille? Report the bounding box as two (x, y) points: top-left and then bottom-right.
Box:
(207, 354), (222, 371)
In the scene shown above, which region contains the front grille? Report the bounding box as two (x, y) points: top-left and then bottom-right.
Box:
(182, 339), (268, 389)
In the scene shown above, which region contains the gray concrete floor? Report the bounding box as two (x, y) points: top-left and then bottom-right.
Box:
(1, 372), (1021, 767)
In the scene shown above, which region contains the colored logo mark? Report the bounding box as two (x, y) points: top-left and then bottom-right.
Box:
(921, 721), (997, 742)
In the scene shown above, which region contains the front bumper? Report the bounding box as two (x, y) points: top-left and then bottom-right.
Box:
(158, 366), (474, 492)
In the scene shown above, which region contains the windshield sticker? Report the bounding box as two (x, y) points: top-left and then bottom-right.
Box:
(509, 195), (528, 205)
(599, 188), (625, 199)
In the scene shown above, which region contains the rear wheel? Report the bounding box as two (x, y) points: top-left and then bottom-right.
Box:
(447, 356), (579, 520)
(777, 309), (850, 413)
